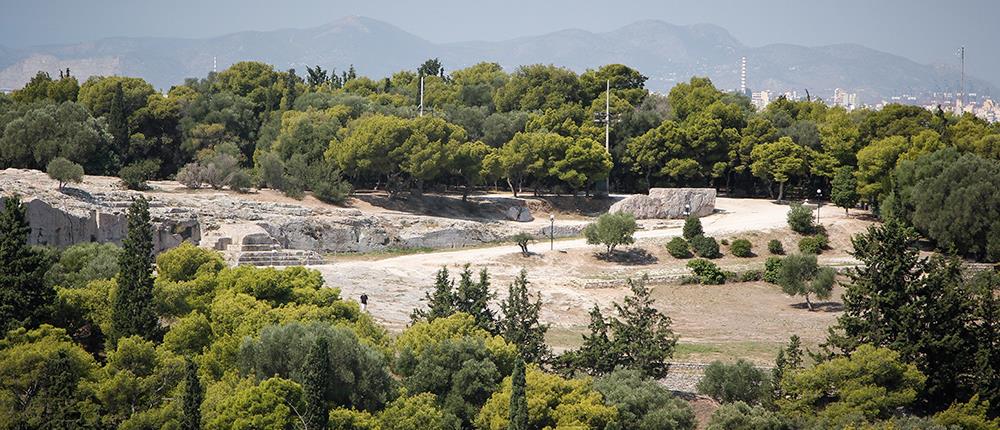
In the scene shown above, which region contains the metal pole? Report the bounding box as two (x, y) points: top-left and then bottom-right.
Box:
(604, 79), (610, 194)
(419, 75), (424, 117)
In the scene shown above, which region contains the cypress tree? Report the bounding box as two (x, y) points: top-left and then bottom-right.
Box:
(111, 197), (159, 342)
(575, 304), (618, 375)
(610, 276), (677, 379)
(282, 68), (299, 110)
(455, 265), (496, 333)
(411, 267), (456, 323)
(0, 194), (52, 332)
(182, 358), (202, 430)
(508, 358), (528, 430)
(108, 82), (129, 164)
(303, 336), (331, 430)
(499, 270), (549, 363)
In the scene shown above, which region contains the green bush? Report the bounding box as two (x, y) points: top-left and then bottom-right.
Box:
(686, 259), (726, 285)
(119, 159), (160, 190)
(666, 237), (692, 259)
(798, 234), (829, 255)
(697, 359), (771, 405)
(739, 270), (763, 282)
(764, 257), (782, 284)
(228, 169), (253, 193)
(584, 212), (638, 254)
(730, 239), (753, 258)
(690, 235), (721, 259)
(787, 203), (815, 234)
(683, 217), (704, 240)
(767, 239), (784, 255)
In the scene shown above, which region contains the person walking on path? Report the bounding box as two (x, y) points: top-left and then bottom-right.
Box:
(360, 293), (368, 312)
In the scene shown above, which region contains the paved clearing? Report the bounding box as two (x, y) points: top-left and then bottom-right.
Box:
(315, 197), (872, 362)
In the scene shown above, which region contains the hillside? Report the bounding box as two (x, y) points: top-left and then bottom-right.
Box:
(1, 16), (993, 102)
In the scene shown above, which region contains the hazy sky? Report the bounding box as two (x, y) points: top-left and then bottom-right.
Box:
(2, 0), (997, 84)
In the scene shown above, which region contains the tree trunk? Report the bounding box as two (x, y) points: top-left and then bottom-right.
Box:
(777, 181), (785, 202)
(805, 294), (814, 311)
(508, 178), (517, 197)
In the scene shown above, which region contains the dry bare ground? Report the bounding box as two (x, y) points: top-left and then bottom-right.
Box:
(314, 197), (874, 365)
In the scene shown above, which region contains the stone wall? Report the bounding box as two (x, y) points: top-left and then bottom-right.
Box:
(608, 188), (716, 219)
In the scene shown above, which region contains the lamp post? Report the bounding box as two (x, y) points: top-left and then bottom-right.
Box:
(684, 203), (691, 218)
(815, 188), (822, 224)
(549, 214), (555, 250)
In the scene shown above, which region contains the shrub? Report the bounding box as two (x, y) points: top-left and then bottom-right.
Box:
(46, 157), (84, 190)
(511, 232), (532, 256)
(690, 235), (721, 259)
(666, 237), (692, 259)
(724, 271), (740, 283)
(687, 259), (726, 285)
(767, 239), (784, 255)
(798, 234), (828, 255)
(730, 239), (753, 257)
(256, 151), (285, 189)
(228, 169), (253, 193)
(787, 203), (815, 234)
(119, 159), (159, 190)
(176, 163), (204, 189)
(683, 217), (704, 240)
(202, 153), (238, 189)
(739, 270), (763, 282)
(764, 257), (782, 284)
(697, 360), (771, 405)
(311, 163), (352, 204)
(707, 402), (791, 430)
(584, 212), (638, 254)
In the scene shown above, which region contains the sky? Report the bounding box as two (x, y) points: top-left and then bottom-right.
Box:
(1, 0), (997, 85)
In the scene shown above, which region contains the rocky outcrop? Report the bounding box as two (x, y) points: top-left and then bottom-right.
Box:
(1, 169), (569, 264)
(609, 188), (716, 219)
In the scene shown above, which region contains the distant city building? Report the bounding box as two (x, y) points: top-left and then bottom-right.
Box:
(751, 90), (771, 110)
(739, 56), (751, 98)
(832, 88), (858, 111)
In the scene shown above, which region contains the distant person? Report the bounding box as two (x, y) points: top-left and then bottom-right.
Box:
(360, 293), (368, 312)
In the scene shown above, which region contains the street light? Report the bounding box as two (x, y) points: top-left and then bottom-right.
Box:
(815, 188), (822, 224)
(549, 214), (555, 250)
(683, 203), (691, 218)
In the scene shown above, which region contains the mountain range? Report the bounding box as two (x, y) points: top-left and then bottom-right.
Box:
(0, 16), (992, 104)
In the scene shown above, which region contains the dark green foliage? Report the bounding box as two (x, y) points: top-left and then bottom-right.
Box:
(44, 242), (121, 289)
(46, 157), (84, 190)
(738, 270), (763, 282)
(182, 358), (202, 430)
(508, 358), (528, 430)
(730, 239), (753, 257)
(108, 82), (129, 163)
(226, 169), (252, 193)
(594, 369), (696, 430)
(697, 360), (771, 405)
(706, 401), (792, 430)
(609, 277), (677, 379)
(303, 337), (331, 430)
(499, 270), (549, 363)
(767, 239), (784, 255)
(238, 322), (394, 411)
(786, 203), (815, 234)
(562, 304), (618, 376)
(682, 217), (703, 240)
(825, 220), (998, 414)
(690, 235), (721, 258)
(687, 259), (726, 285)
(777, 253), (835, 311)
(584, 212), (637, 254)
(411, 267), (457, 323)
(396, 336), (501, 426)
(311, 162), (351, 204)
(418, 58), (445, 77)
(110, 197), (159, 342)
(454, 265), (496, 334)
(119, 159), (160, 190)
(1, 195), (55, 333)
(797, 235), (828, 255)
(831, 166), (859, 215)
(763, 257), (782, 284)
(666, 237), (691, 259)
(892, 148), (1000, 262)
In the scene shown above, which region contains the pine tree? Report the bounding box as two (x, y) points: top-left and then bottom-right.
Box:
(830, 166), (859, 215)
(575, 304), (618, 375)
(108, 82), (129, 165)
(111, 197), (159, 343)
(182, 358), (202, 430)
(499, 270), (549, 363)
(771, 335), (803, 401)
(411, 267), (456, 323)
(508, 358), (528, 430)
(45, 350), (82, 429)
(0, 194), (52, 332)
(610, 276), (677, 379)
(455, 265), (497, 333)
(303, 337), (331, 430)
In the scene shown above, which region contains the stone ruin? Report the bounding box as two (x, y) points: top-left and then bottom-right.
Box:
(608, 188), (716, 219)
